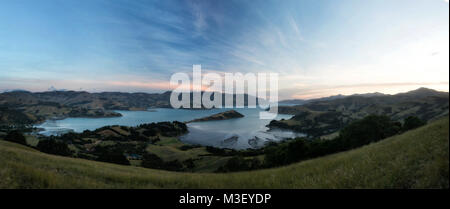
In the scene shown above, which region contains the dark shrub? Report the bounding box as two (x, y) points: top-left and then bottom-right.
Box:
(206, 146), (226, 155)
(264, 138), (311, 167)
(220, 156), (245, 172)
(37, 139), (72, 156)
(142, 129), (157, 137)
(178, 144), (201, 151)
(127, 131), (147, 141)
(173, 121), (188, 132)
(183, 159), (195, 169)
(205, 146), (237, 156)
(403, 116), (426, 132)
(151, 136), (161, 144)
(141, 153), (164, 169)
(4, 130), (27, 145)
(138, 121), (188, 137)
(286, 138), (310, 163)
(264, 144), (288, 167)
(338, 115), (401, 149)
(218, 156), (262, 172)
(141, 153), (185, 171)
(163, 160), (184, 171)
(97, 150), (130, 165)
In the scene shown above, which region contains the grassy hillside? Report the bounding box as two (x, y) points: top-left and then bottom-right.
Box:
(0, 117), (448, 189)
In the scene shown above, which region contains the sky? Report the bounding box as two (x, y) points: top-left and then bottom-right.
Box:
(0, 0), (448, 99)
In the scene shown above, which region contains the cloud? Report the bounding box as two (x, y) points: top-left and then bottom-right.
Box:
(288, 15), (304, 41)
(187, 1), (207, 35)
(1, 0), (448, 97)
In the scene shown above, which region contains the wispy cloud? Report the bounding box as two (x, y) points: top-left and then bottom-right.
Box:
(288, 15), (304, 41)
(189, 1), (207, 33)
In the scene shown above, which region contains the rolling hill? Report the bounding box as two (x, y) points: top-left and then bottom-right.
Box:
(0, 91), (173, 125)
(271, 88), (449, 137)
(1, 116), (447, 189)
(0, 90), (261, 125)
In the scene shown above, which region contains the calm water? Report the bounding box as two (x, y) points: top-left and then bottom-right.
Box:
(36, 108), (304, 149)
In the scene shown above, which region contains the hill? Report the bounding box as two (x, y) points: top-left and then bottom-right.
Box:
(278, 92), (385, 105)
(0, 91), (172, 125)
(0, 116), (447, 189)
(279, 94), (347, 105)
(187, 110), (244, 123)
(0, 91), (260, 125)
(271, 88), (449, 137)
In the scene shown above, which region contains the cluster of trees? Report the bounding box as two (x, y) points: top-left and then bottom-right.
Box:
(403, 116), (426, 132)
(216, 156), (261, 172)
(3, 130), (27, 145)
(138, 121), (188, 137)
(92, 142), (148, 165)
(205, 146), (235, 156)
(263, 115), (426, 168)
(36, 139), (72, 156)
(141, 153), (194, 172)
(2, 130), (73, 157)
(178, 144), (202, 151)
(219, 115), (427, 172)
(96, 148), (130, 165)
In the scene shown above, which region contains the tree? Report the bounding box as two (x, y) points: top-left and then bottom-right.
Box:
(4, 130), (27, 145)
(142, 129), (157, 137)
(286, 138), (309, 163)
(264, 144), (287, 167)
(403, 116), (426, 132)
(263, 138), (310, 167)
(141, 153), (164, 169)
(141, 153), (185, 171)
(37, 139), (72, 156)
(338, 115), (401, 149)
(217, 156), (261, 172)
(97, 150), (130, 165)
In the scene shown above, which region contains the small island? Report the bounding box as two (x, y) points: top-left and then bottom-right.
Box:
(187, 110), (244, 123)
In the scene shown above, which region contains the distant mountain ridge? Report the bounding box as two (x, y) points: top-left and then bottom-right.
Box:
(0, 91), (171, 125)
(279, 91), (392, 105)
(0, 90), (260, 125)
(280, 94), (348, 105)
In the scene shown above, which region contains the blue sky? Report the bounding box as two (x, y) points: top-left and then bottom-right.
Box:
(0, 0), (448, 99)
